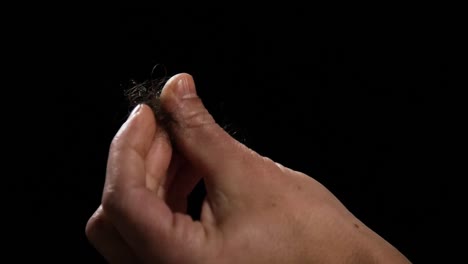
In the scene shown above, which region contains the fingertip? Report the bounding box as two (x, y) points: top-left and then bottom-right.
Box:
(160, 73), (197, 102)
(112, 104), (157, 155)
(139, 103), (155, 119)
(129, 104), (156, 127)
(124, 104), (150, 126)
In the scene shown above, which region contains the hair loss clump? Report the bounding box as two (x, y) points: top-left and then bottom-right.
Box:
(124, 77), (175, 131)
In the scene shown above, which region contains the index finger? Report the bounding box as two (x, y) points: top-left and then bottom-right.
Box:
(104, 104), (157, 194)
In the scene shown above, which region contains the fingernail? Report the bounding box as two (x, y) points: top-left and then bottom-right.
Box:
(129, 104), (141, 118)
(176, 75), (197, 99)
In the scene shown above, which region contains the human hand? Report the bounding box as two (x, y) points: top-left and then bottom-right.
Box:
(86, 73), (411, 263)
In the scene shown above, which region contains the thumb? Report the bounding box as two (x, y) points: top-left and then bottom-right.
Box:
(160, 73), (258, 196)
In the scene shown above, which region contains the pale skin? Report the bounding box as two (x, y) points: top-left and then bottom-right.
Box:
(86, 73), (411, 263)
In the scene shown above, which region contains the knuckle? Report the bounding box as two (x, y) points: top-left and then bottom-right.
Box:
(174, 97), (216, 129)
(85, 208), (107, 240)
(181, 108), (216, 129)
(85, 217), (98, 239)
(109, 135), (124, 153)
(109, 137), (119, 150)
(101, 187), (137, 218)
(101, 188), (123, 215)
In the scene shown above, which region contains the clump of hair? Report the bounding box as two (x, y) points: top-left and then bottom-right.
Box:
(124, 73), (175, 133)
(124, 66), (245, 144)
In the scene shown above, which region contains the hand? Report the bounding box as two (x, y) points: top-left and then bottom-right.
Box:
(86, 73), (411, 263)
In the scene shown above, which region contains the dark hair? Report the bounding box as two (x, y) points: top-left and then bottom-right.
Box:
(124, 66), (175, 132)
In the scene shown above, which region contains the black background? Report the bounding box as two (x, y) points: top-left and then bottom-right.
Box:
(20, 8), (454, 263)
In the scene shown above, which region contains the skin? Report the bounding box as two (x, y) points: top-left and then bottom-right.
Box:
(86, 73), (411, 263)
